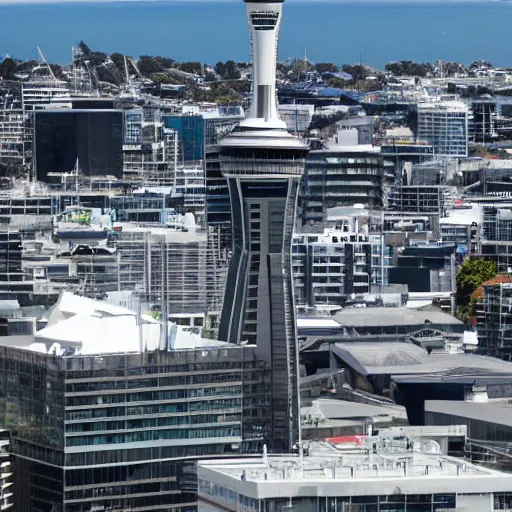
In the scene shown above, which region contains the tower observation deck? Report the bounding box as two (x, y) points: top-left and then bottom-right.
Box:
(218, 0), (309, 452)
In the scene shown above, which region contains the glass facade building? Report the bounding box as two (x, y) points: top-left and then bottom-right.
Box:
(34, 110), (123, 181)
(416, 102), (470, 158)
(163, 116), (205, 163)
(300, 149), (384, 225)
(0, 344), (269, 511)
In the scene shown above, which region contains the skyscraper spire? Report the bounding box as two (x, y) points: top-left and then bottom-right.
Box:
(241, 0), (287, 129)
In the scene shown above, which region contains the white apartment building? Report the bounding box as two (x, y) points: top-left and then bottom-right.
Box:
(417, 101), (470, 158)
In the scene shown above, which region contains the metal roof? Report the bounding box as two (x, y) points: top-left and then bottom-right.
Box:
(334, 307), (463, 328)
(332, 342), (512, 377)
(425, 400), (512, 428)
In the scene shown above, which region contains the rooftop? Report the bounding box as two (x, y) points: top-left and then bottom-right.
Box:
(0, 292), (230, 356)
(332, 342), (512, 377)
(425, 400), (512, 428)
(198, 430), (512, 498)
(302, 397), (408, 429)
(333, 307), (463, 328)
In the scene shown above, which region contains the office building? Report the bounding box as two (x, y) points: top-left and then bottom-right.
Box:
(388, 184), (458, 215)
(123, 108), (179, 186)
(417, 101), (470, 157)
(388, 244), (457, 295)
(426, 400), (512, 448)
(300, 146), (384, 225)
(0, 96), (24, 165)
(34, 110), (123, 182)
(0, 431), (12, 511)
(116, 221), (228, 323)
(198, 430), (512, 512)
(218, 0), (309, 452)
(335, 116), (374, 145)
(163, 116), (205, 163)
(277, 104), (314, 134)
(478, 281), (512, 359)
(203, 107), (245, 229)
(2, 292), (269, 512)
(292, 229), (386, 309)
(380, 140), (434, 176)
(480, 205), (512, 273)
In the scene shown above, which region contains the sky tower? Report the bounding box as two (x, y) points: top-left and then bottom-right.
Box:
(218, 0), (309, 452)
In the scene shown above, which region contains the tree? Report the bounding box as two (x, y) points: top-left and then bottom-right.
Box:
(138, 56), (164, 76)
(327, 77), (346, 89)
(214, 61), (226, 78)
(0, 58), (16, 80)
(385, 60), (432, 77)
(224, 60), (240, 80)
(214, 60), (241, 80)
(456, 258), (497, 307)
(179, 62), (202, 75)
(342, 64), (367, 82)
(315, 62), (339, 74)
(78, 40), (92, 56)
(110, 53), (126, 75)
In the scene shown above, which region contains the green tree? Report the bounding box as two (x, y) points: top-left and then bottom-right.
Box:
(214, 61), (226, 77)
(179, 62), (202, 75)
(456, 258), (497, 307)
(0, 58), (16, 80)
(78, 40), (92, 56)
(342, 64), (367, 82)
(110, 53), (126, 75)
(327, 77), (346, 88)
(138, 55), (164, 76)
(315, 62), (339, 74)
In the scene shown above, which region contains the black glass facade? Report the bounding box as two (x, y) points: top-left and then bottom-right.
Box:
(34, 110), (123, 182)
(0, 345), (269, 511)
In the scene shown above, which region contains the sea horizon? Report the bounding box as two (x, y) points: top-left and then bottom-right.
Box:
(0, 0), (510, 67)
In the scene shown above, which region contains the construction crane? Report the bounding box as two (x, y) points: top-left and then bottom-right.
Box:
(36, 46), (57, 81)
(128, 57), (152, 84)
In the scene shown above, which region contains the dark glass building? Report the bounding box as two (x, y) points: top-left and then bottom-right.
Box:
(163, 116), (205, 163)
(299, 148), (384, 226)
(1, 340), (269, 512)
(34, 110), (123, 181)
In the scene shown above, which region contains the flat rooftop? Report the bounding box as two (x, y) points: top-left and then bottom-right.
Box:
(333, 307), (463, 328)
(425, 400), (512, 428)
(198, 433), (512, 499)
(302, 397), (408, 429)
(332, 342), (512, 377)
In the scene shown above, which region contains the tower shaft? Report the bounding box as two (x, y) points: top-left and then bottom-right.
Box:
(219, 0), (308, 452)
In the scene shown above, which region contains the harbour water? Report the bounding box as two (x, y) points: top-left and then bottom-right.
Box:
(0, 1), (510, 67)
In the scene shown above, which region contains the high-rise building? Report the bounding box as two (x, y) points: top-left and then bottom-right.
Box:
(417, 101), (470, 158)
(218, 0), (309, 452)
(3, 293), (269, 512)
(34, 110), (123, 182)
(299, 146), (384, 225)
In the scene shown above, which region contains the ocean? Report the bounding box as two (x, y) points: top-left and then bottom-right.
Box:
(0, 1), (511, 68)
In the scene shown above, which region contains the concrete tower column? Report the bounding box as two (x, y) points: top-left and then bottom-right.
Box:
(218, 0), (309, 452)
